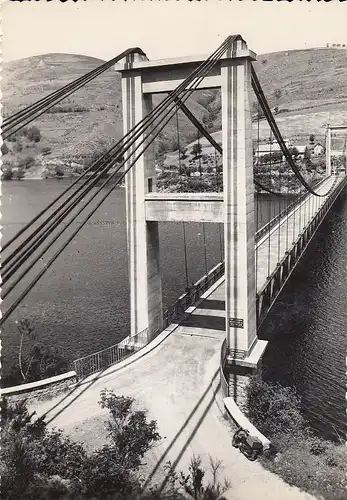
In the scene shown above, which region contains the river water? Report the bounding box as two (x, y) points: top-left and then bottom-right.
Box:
(1, 179), (346, 441)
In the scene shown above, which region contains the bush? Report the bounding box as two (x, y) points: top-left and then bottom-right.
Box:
(98, 390), (160, 471)
(245, 376), (306, 438)
(245, 376), (346, 499)
(1, 396), (231, 500)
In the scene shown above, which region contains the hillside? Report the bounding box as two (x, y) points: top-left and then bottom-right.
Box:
(2, 48), (347, 176)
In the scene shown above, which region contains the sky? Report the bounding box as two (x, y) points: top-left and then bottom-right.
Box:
(2, 0), (347, 63)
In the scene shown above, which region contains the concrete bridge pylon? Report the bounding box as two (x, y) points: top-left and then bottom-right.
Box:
(117, 37), (267, 370)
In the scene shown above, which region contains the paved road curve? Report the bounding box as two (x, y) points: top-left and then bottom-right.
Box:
(30, 280), (316, 500)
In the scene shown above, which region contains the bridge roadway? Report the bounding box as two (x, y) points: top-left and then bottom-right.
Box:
(26, 182), (344, 499)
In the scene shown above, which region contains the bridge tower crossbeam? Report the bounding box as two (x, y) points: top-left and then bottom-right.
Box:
(116, 37), (267, 369)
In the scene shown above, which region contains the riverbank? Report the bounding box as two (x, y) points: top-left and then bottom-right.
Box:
(244, 376), (346, 500)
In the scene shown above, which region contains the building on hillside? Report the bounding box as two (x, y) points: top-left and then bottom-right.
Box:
(313, 143), (325, 156)
(303, 142), (325, 159)
(292, 145), (306, 158)
(255, 140), (290, 162)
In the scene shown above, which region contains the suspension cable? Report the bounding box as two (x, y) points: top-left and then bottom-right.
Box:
(1, 36), (240, 321)
(4, 35), (235, 258)
(3, 48), (147, 138)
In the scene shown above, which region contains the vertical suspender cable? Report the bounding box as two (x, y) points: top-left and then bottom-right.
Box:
(277, 149), (282, 265)
(255, 104), (260, 291)
(182, 222), (189, 291)
(176, 105), (189, 291)
(215, 148), (219, 191)
(202, 222), (208, 275)
(267, 131), (272, 277)
(198, 129), (202, 177)
(286, 159), (289, 251)
(219, 223), (223, 262)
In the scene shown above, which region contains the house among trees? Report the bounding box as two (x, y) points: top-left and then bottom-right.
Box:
(305, 142), (325, 157)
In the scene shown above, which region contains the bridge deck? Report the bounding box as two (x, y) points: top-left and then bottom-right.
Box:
(255, 175), (341, 291)
(180, 175), (343, 334)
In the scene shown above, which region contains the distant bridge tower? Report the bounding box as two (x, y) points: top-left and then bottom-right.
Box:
(326, 124), (332, 176)
(117, 36), (266, 369)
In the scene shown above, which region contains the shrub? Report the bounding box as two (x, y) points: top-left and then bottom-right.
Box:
(0, 394), (164, 500)
(245, 377), (347, 499)
(245, 376), (306, 437)
(98, 390), (160, 471)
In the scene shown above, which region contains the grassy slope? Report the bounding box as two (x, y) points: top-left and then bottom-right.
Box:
(2, 48), (347, 169)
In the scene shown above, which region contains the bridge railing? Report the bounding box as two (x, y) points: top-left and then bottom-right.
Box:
(163, 261), (225, 328)
(73, 327), (148, 380)
(255, 175), (331, 241)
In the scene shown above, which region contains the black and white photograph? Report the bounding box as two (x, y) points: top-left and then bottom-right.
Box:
(1, 1), (346, 499)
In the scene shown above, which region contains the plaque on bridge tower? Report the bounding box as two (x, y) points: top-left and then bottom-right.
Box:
(229, 318), (244, 329)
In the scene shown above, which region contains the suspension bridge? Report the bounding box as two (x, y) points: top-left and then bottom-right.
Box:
(2, 35), (347, 499)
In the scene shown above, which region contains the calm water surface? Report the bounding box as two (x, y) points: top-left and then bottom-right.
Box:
(1, 179), (345, 441)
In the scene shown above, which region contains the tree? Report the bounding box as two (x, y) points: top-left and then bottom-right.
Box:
(2, 142), (9, 155)
(2, 167), (14, 180)
(191, 143), (202, 157)
(179, 164), (195, 177)
(27, 126), (41, 143)
(288, 147), (300, 159)
(274, 89), (282, 101)
(179, 145), (188, 159)
(55, 166), (64, 177)
(19, 156), (35, 170)
(5, 318), (69, 386)
(13, 141), (23, 153)
(13, 168), (25, 180)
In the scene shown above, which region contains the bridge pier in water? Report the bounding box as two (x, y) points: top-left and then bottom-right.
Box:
(118, 37), (267, 371)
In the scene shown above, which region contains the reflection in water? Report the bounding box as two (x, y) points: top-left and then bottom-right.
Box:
(1, 180), (346, 440)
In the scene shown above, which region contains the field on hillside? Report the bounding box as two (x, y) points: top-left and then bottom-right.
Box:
(2, 47), (347, 175)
